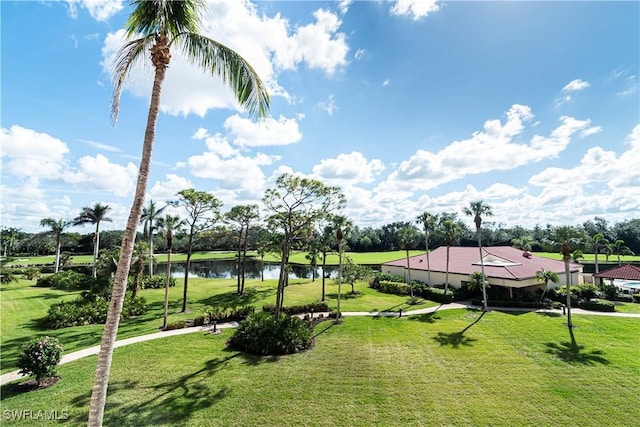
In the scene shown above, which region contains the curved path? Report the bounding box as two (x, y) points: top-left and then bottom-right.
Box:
(2, 302), (638, 386)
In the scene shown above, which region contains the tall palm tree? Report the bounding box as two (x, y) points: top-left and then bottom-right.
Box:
(88, 1), (269, 424)
(130, 241), (149, 300)
(416, 211), (438, 286)
(397, 226), (419, 297)
(139, 200), (166, 276)
(441, 219), (462, 295)
(39, 218), (69, 273)
(463, 201), (493, 312)
(156, 214), (184, 330)
(74, 203), (112, 279)
(535, 268), (559, 302)
(554, 225), (580, 329)
(591, 233), (608, 275)
(1, 227), (21, 257)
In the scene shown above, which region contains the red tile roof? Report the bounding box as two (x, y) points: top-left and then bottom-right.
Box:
(383, 246), (578, 281)
(593, 264), (640, 280)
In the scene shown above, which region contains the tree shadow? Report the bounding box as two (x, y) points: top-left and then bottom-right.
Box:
(325, 291), (362, 300)
(544, 327), (609, 365)
(432, 311), (485, 348)
(535, 311), (562, 318)
(197, 287), (273, 308)
(409, 312), (440, 324)
(312, 320), (338, 338)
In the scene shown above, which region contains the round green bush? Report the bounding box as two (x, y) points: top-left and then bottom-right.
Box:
(228, 312), (312, 356)
(18, 336), (63, 385)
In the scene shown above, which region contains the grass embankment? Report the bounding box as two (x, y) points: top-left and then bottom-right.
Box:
(1, 311), (639, 426)
(0, 277), (437, 374)
(4, 250), (425, 267)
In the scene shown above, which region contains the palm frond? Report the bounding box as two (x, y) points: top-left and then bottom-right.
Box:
(126, 0), (204, 38)
(111, 35), (155, 124)
(175, 32), (270, 119)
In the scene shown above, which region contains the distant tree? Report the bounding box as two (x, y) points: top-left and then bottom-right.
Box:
(130, 241), (150, 300)
(342, 256), (372, 294)
(613, 219), (640, 254)
(590, 233), (609, 274)
(1, 227), (21, 257)
(263, 174), (345, 316)
(416, 211), (439, 286)
(225, 204), (260, 295)
(156, 214), (184, 330)
(73, 203), (112, 278)
(463, 201), (493, 312)
(571, 249), (584, 263)
(511, 235), (537, 251)
(170, 189), (222, 312)
(536, 269), (559, 302)
(440, 217), (463, 295)
(610, 239), (634, 265)
(39, 218), (70, 273)
(139, 200), (166, 276)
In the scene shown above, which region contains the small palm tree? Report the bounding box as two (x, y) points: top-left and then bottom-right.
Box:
(591, 233), (608, 274)
(88, 1), (269, 424)
(610, 239), (634, 265)
(39, 218), (70, 273)
(130, 241), (149, 300)
(536, 269), (559, 302)
(463, 201), (493, 311)
(441, 218), (462, 295)
(397, 226), (419, 297)
(74, 203), (112, 278)
(416, 211), (438, 285)
(467, 271), (488, 293)
(139, 200), (166, 276)
(156, 214), (184, 330)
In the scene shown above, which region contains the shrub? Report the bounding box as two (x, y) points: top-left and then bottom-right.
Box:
(369, 273), (405, 289)
(614, 294), (634, 303)
(193, 316), (206, 326)
(17, 336), (63, 386)
(576, 283), (600, 300)
(262, 302), (330, 315)
(42, 297), (109, 329)
(378, 281), (410, 295)
(415, 286), (453, 304)
(23, 268), (41, 281)
(602, 284), (618, 300)
(633, 294), (640, 304)
(578, 300), (615, 312)
(228, 312), (312, 356)
(207, 305), (253, 323)
(472, 299), (548, 309)
(35, 271), (91, 290)
(141, 274), (176, 289)
(165, 320), (186, 330)
(123, 296), (147, 317)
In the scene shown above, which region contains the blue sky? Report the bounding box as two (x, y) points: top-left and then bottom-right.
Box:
(1, 0), (639, 233)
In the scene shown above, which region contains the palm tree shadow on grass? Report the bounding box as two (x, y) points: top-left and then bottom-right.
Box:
(433, 311), (486, 348)
(198, 287), (273, 308)
(544, 327), (609, 365)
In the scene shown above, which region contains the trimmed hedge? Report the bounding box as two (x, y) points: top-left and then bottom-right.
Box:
(228, 312), (312, 356)
(262, 302), (330, 315)
(370, 277), (454, 304)
(578, 300), (615, 312)
(416, 286), (453, 304)
(471, 299), (548, 309)
(35, 271), (92, 290)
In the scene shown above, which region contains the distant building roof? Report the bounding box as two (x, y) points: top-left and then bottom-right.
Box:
(593, 264), (640, 281)
(382, 246), (578, 281)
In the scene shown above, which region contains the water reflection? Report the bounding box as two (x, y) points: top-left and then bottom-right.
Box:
(156, 259), (337, 280)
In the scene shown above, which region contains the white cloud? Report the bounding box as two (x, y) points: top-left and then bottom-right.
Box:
(562, 79), (590, 92)
(101, 0), (350, 117)
(317, 94), (338, 116)
(223, 115), (302, 147)
(375, 105), (594, 195)
(382, 78), (390, 86)
(354, 48), (366, 60)
(338, 0), (352, 15)
(0, 125), (70, 179)
(63, 154), (138, 197)
(79, 139), (122, 152)
(66, 0), (123, 22)
(390, 0), (442, 20)
(147, 174), (194, 201)
(312, 152), (385, 185)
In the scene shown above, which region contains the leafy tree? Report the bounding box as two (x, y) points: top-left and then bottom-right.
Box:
(18, 336), (62, 387)
(463, 200), (493, 312)
(39, 218), (71, 273)
(467, 271), (488, 293)
(613, 219), (640, 254)
(511, 235), (537, 251)
(416, 211), (439, 285)
(225, 204), (260, 294)
(1, 227), (21, 257)
(397, 225), (420, 297)
(263, 174), (345, 316)
(342, 256), (372, 294)
(139, 200), (166, 275)
(74, 203), (112, 279)
(170, 189), (222, 312)
(590, 233), (609, 274)
(87, 0), (270, 423)
(156, 214), (184, 330)
(535, 269), (559, 301)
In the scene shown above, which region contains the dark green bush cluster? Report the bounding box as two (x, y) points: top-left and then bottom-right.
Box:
(43, 295), (147, 329)
(140, 274), (176, 289)
(614, 294), (634, 303)
(207, 305), (253, 323)
(375, 280), (410, 295)
(165, 320), (186, 330)
(633, 294), (640, 303)
(24, 268), (41, 280)
(262, 302), (330, 315)
(369, 273), (405, 286)
(18, 336), (63, 385)
(413, 284), (454, 304)
(472, 299), (548, 309)
(228, 312), (312, 356)
(551, 283), (601, 303)
(35, 271), (92, 290)
(602, 284), (618, 300)
(578, 300), (615, 312)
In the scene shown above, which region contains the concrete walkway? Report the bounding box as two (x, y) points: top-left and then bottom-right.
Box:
(2, 302), (638, 386)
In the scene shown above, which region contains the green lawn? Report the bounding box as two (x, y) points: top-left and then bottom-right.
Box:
(534, 252), (640, 263)
(0, 277), (437, 374)
(1, 311), (638, 426)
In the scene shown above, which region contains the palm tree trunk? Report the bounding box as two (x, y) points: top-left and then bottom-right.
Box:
(445, 243), (450, 294)
(54, 239), (61, 273)
(181, 233), (194, 312)
(163, 248), (172, 329)
(594, 247), (599, 275)
(148, 224), (154, 276)
(321, 251), (327, 301)
(425, 230), (431, 286)
(87, 56), (166, 427)
(562, 243), (573, 329)
(337, 238), (343, 319)
(92, 224), (100, 279)
(478, 229), (488, 311)
(275, 239), (288, 316)
(405, 248), (412, 297)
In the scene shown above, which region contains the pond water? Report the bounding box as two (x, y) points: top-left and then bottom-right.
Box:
(155, 259), (338, 280)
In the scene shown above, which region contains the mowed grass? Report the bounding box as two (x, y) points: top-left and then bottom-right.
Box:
(0, 277), (437, 374)
(1, 311), (639, 426)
